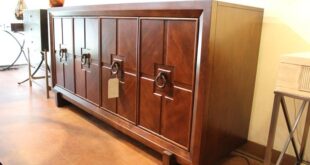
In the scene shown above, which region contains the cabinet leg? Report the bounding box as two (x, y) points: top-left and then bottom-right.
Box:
(162, 151), (177, 165)
(55, 92), (67, 107)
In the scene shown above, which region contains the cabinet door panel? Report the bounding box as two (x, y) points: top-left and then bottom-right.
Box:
(86, 19), (99, 61)
(166, 20), (197, 86)
(74, 18), (86, 98)
(161, 87), (192, 148)
(74, 18), (84, 56)
(85, 18), (100, 105)
(75, 58), (86, 98)
(117, 74), (136, 122)
(54, 18), (64, 87)
(139, 19), (197, 148)
(62, 18), (75, 92)
(64, 56), (75, 92)
(101, 19), (116, 112)
(102, 19), (116, 64)
(118, 19), (137, 72)
(101, 67), (116, 112)
(117, 19), (137, 122)
(86, 64), (100, 105)
(140, 20), (164, 76)
(139, 78), (161, 133)
(101, 18), (137, 123)
(55, 61), (64, 87)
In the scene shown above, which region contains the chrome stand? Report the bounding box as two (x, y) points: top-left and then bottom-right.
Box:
(0, 30), (28, 71)
(264, 90), (310, 165)
(18, 49), (51, 98)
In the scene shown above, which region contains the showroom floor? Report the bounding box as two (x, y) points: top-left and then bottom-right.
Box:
(0, 66), (263, 165)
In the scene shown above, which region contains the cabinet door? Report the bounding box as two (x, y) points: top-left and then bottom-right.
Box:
(101, 19), (116, 112)
(74, 18), (86, 98)
(53, 18), (64, 87)
(139, 19), (198, 148)
(85, 18), (100, 105)
(62, 18), (75, 93)
(101, 18), (137, 123)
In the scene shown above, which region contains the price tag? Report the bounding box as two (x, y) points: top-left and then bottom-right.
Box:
(108, 78), (119, 98)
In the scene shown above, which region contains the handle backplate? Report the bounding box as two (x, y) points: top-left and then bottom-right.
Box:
(110, 58), (124, 80)
(81, 48), (91, 68)
(153, 65), (174, 98)
(59, 44), (68, 62)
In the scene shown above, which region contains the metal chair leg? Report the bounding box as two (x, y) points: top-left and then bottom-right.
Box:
(264, 94), (282, 165)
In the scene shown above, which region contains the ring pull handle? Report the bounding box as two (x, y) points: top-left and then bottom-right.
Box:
(59, 44), (68, 62)
(59, 48), (67, 62)
(155, 72), (167, 89)
(81, 54), (87, 65)
(58, 50), (63, 62)
(81, 53), (91, 68)
(64, 50), (68, 61)
(111, 61), (119, 75)
(81, 48), (91, 68)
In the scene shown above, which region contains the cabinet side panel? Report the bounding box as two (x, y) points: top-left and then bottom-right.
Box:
(205, 4), (263, 164)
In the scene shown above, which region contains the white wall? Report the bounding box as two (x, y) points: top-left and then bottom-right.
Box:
(0, 0), (49, 67)
(0, 0), (25, 66)
(248, 0), (310, 161)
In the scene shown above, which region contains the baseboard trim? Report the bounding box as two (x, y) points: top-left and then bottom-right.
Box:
(236, 141), (296, 165)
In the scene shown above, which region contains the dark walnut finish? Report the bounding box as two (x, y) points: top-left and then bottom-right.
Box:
(53, 17), (75, 93)
(49, 1), (263, 165)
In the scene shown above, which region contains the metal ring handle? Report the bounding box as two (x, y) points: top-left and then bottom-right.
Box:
(155, 72), (167, 89)
(59, 48), (67, 62)
(81, 54), (87, 65)
(64, 51), (68, 61)
(59, 49), (64, 62)
(111, 61), (119, 75)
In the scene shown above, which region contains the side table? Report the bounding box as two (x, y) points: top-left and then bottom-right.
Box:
(264, 87), (310, 165)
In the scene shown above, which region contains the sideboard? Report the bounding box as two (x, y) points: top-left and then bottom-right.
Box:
(48, 1), (263, 164)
